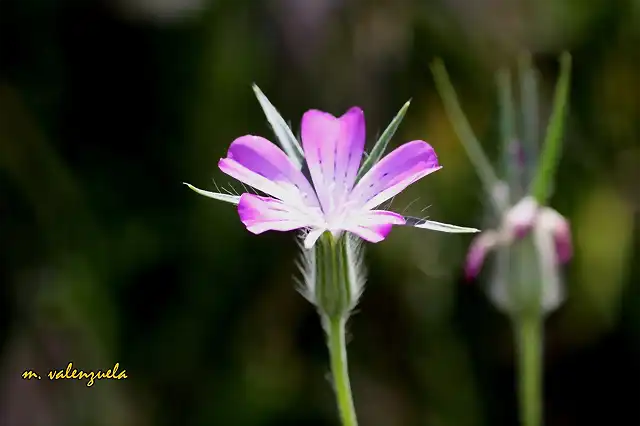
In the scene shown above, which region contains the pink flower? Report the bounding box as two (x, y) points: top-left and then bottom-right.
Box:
(465, 196), (573, 281)
(188, 106), (479, 249)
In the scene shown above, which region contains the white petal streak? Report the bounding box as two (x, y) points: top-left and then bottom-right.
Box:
(304, 228), (325, 249)
(238, 193), (316, 235)
(218, 135), (319, 207)
(219, 158), (306, 205)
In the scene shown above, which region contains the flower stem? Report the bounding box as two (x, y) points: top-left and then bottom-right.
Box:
(327, 315), (358, 426)
(514, 314), (543, 426)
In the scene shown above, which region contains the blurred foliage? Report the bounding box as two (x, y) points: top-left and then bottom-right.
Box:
(0, 0), (638, 425)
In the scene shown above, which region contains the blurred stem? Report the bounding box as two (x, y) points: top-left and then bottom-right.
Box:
(530, 52), (572, 204)
(327, 316), (358, 426)
(430, 59), (504, 213)
(514, 314), (543, 426)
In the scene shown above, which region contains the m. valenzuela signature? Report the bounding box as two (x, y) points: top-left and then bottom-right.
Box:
(22, 362), (127, 387)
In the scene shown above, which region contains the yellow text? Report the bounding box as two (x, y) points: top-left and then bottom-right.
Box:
(22, 370), (41, 380)
(47, 362), (128, 387)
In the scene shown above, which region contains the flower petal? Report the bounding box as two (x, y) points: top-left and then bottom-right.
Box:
(348, 224), (393, 243)
(343, 210), (405, 243)
(300, 108), (366, 213)
(464, 231), (499, 281)
(303, 228), (325, 249)
(237, 193), (314, 234)
(553, 219), (572, 264)
(219, 135), (319, 207)
(538, 207), (572, 263)
(350, 140), (441, 210)
(532, 214), (566, 312)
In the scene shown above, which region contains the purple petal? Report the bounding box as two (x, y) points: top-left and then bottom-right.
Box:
(349, 224), (394, 243)
(464, 231), (499, 281)
(219, 135), (319, 207)
(554, 219), (572, 264)
(237, 193), (312, 234)
(339, 108), (366, 188)
(538, 207), (572, 264)
(300, 108), (366, 213)
(344, 210), (405, 243)
(350, 140), (441, 210)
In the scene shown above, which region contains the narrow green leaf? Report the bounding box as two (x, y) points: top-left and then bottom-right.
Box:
(412, 219), (480, 233)
(497, 68), (521, 200)
(252, 84), (305, 169)
(530, 52), (572, 204)
(430, 58), (503, 213)
(355, 100), (411, 182)
(183, 183), (240, 205)
(518, 52), (540, 182)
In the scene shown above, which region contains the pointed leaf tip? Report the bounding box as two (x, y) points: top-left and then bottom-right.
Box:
(530, 51), (572, 204)
(252, 84), (305, 169)
(184, 182), (240, 205)
(411, 219), (481, 234)
(356, 99), (412, 182)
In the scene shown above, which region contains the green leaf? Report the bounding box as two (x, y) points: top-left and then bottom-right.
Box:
(518, 52), (541, 180)
(497, 68), (521, 201)
(412, 219), (480, 234)
(355, 99), (411, 182)
(518, 53), (540, 158)
(252, 84), (305, 169)
(530, 52), (572, 204)
(183, 183), (240, 205)
(430, 58), (503, 213)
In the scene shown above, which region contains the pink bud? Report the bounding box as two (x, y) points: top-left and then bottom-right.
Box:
(538, 208), (573, 264)
(505, 196), (539, 238)
(464, 231), (499, 281)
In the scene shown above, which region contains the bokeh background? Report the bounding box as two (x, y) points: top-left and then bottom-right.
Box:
(1, 0), (639, 425)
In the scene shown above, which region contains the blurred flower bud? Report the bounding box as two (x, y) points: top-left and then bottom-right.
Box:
(465, 196), (572, 315)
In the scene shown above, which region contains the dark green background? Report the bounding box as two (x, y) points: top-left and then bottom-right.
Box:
(1, 0), (638, 425)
